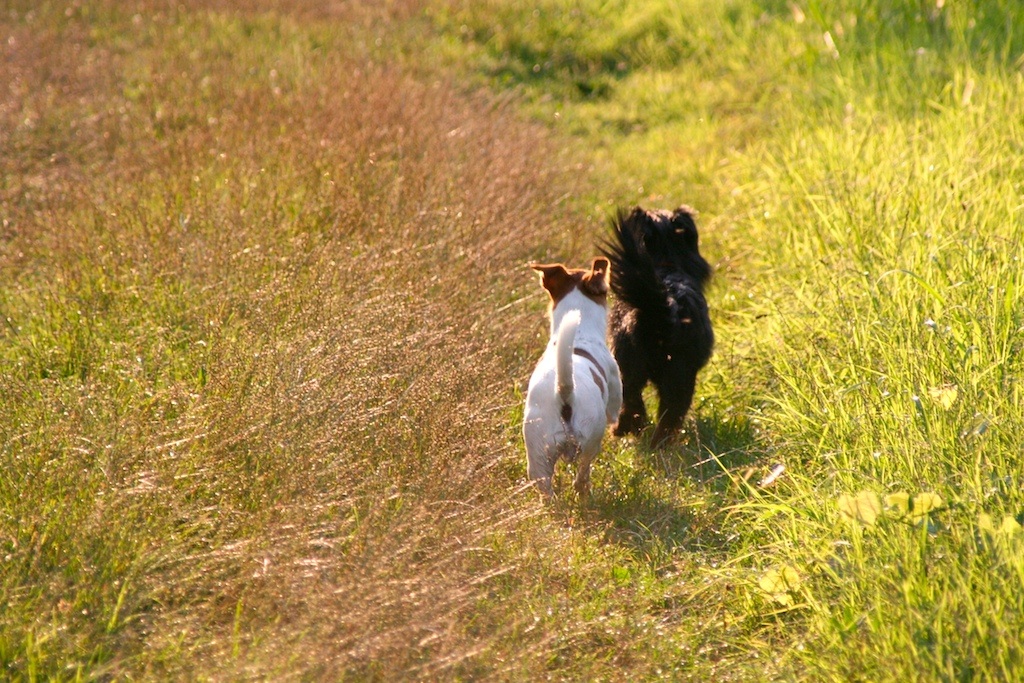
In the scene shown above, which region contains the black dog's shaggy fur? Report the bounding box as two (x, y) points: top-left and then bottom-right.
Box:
(602, 206), (713, 446)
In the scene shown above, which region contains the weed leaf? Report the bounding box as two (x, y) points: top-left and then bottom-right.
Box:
(759, 565), (802, 606)
(928, 384), (959, 410)
(884, 492), (911, 516)
(981, 514), (1023, 538)
(838, 491), (881, 526)
(910, 492), (944, 523)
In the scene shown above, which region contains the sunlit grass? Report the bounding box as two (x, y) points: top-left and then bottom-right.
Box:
(3, 0), (1024, 679)
(434, 0), (1024, 679)
(0, 1), (620, 678)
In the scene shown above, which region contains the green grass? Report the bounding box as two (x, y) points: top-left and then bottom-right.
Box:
(2, 0), (1024, 680)
(433, 0), (1024, 679)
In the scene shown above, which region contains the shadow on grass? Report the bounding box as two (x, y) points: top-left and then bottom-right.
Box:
(583, 410), (769, 562)
(654, 410), (767, 488)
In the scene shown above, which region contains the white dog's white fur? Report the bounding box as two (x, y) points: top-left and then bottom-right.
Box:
(523, 259), (622, 496)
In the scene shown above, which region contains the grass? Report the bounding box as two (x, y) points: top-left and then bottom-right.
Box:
(0, 1), (604, 678)
(433, 0), (1024, 679)
(2, 0), (1023, 680)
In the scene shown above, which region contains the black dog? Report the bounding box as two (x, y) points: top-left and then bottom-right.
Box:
(602, 206), (713, 446)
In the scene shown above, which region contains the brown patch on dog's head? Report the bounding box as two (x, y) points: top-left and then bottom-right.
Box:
(530, 263), (575, 304)
(580, 257), (609, 305)
(530, 258), (610, 308)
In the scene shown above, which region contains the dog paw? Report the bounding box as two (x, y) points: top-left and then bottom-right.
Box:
(532, 477), (554, 498)
(613, 414), (646, 436)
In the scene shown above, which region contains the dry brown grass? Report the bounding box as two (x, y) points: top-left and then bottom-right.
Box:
(0, 2), (616, 679)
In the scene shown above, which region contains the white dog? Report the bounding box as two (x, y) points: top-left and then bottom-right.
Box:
(523, 258), (622, 496)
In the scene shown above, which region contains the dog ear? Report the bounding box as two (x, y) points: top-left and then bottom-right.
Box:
(673, 205), (698, 219)
(624, 207), (649, 232)
(529, 263), (573, 298)
(624, 207), (657, 250)
(670, 206), (699, 245)
(583, 258), (610, 295)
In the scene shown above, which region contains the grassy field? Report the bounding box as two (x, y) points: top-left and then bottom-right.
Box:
(2, 0), (1023, 680)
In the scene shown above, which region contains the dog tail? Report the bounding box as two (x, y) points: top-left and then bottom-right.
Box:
(555, 310), (581, 422)
(603, 209), (673, 330)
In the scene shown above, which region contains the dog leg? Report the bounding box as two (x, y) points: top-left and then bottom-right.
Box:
(524, 427), (558, 496)
(610, 320), (648, 436)
(573, 454), (593, 498)
(606, 367), (623, 429)
(614, 371), (648, 436)
(651, 369), (697, 446)
(534, 476), (554, 497)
